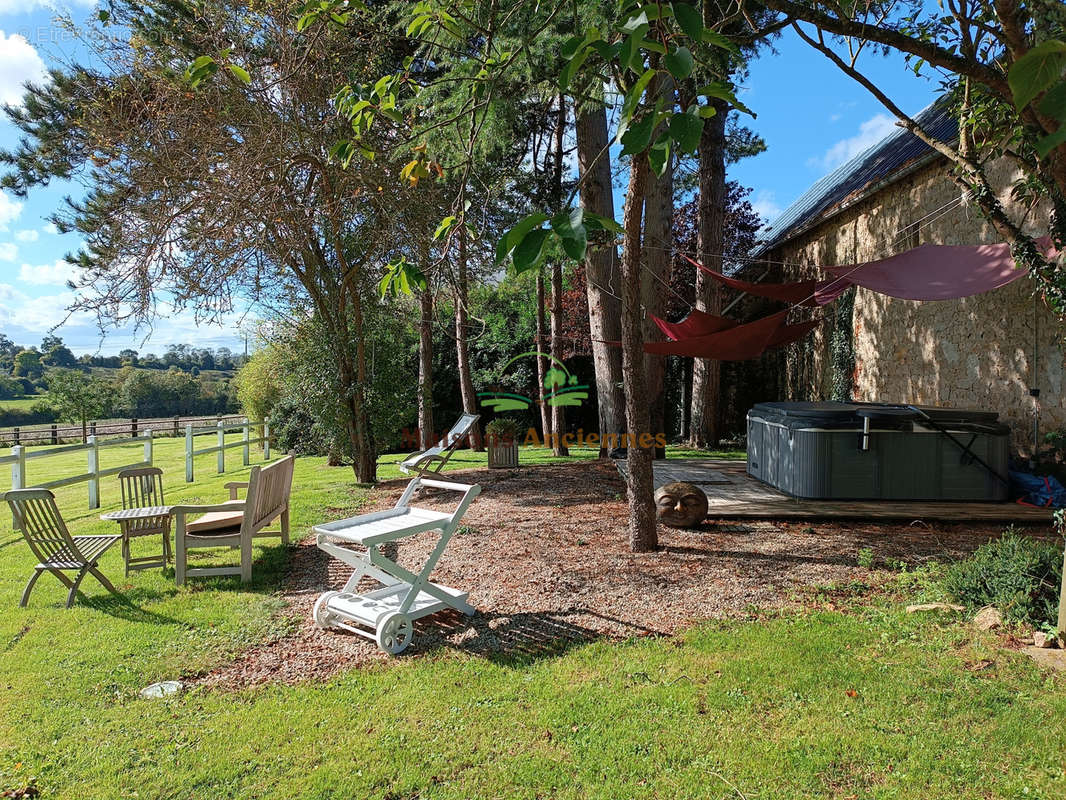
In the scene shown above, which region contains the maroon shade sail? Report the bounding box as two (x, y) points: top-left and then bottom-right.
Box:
(821, 239), (1059, 301)
(651, 308), (737, 341)
(684, 255), (845, 307)
(643, 310), (790, 360)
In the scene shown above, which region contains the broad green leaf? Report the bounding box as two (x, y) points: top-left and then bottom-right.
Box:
(664, 46), (694, 79)
(583, 211), (623, 234)
(1009, 40), (1066, 110)
(227, 64), (252, 85)
(669, 112), (703, 153)
(551, 207), (587, 261)
(701, 28), (740, 53)
(620, 68), (657, 127)
(495, 213), (549, 264)
(649, 133), (671, 176)
(672, 2), (702, 40)
(512, 228), (551, 273)
(1037, 80), (1066, 122)
(619, 113), (655, 155)
(433, 216), (457, 240)
(621, 10), (649, 33)
(1036, 125), (1066, 159)
(560, 48), (591, 92)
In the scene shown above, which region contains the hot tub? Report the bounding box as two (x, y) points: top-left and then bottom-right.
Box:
(746, 401), (1010, 501)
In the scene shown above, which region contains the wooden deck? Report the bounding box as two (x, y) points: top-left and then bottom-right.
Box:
(617, 458), (1054, 523)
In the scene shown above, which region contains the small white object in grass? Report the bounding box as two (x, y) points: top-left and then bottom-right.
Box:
(905, 602), (964, 613)
(140, 680), (183, 699)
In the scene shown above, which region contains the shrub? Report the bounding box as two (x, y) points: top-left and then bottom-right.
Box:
(942, 529), (1063, 627)
(485, 417), (521, 444)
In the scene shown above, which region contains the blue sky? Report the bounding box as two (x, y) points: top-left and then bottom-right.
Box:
(0, 4), (937, 356)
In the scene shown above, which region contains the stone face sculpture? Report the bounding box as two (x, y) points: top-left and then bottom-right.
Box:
(654, 481), (709, 528)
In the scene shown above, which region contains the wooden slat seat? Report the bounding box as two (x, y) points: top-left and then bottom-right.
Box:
(116, 467), (172, 574)
(4, 488), (121, 608)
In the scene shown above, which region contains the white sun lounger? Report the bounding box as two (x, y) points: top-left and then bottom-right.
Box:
(399, 412), (480, 476)
(311, 477), (480, 654)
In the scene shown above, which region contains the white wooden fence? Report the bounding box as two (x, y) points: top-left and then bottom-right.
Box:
(185, 419), (271, 482)
(2, 430), (154, 513)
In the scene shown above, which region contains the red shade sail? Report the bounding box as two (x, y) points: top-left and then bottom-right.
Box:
(643, 310), (791, 360)
(685, 255), (845, 307)
(651, 309), (737, 341)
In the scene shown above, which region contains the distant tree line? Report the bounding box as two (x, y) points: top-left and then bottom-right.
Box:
(0, 334), (241, 433)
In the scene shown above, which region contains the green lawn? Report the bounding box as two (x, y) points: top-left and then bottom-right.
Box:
(0, 396), (43, 411)
(1, 438), (1064, 798)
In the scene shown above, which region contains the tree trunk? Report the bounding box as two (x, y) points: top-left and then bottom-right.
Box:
(417, 279), (435, 451)
(455, 225), (484, 450)
(551, 93), (569, 457)
(575, 102), (624, 456)
(620, 151), (657, 553)
(643, 74), (675, 460)
(81, 416), (87, 445)
(535, 268), (552, 441)
(688, 97), (729, 449)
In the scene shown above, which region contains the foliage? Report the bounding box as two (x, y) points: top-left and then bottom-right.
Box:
(0, 373), (25, 400)
(942, 530), (1064, 626)
(12, 350), (43, 379)
(484, 417), (521, 443)
(234, 349), (281, 426)
(113, 366), (235, 418)
(44, 368), (110, 437)
(829, 288), (856, 403)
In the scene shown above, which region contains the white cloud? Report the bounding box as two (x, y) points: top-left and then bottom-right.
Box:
(18, 259), (72, 286)
(0, 30), (47, 106)
(0, 193), (22, 232)
(42, 222), (59, 235)
(0, 242), (17, 261)
(809, 113), (899, 171)
(15, 229), (38, 242)
(751, 190), (783, 223)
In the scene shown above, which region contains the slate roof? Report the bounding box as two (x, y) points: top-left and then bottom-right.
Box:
(750, 102), (958, 257)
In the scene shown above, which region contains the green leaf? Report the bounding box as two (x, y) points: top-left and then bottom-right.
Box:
(551, 207), (587, 261)
(672, 3), (702, 40)
(227, 64), (252, 85)
(619, 113), (656, 155)
(560, 48), (590, 92)
(621, 10), (649, 33)
(649, 133), (671, 176)
(512, 228), (551, 273)
(701, 28), (740, 53)
(620, 68), (657, 127)
(664, 46), (694, 79)
(1036, 125), (1066, 159)
(1037, 80), (1066, 122)
(583, 211), (623, 234)
(668, 112), (703, 154)
(1009, 40), (1066, 111)
(433, 216), (457, 240)
(495, 213), (549, 264)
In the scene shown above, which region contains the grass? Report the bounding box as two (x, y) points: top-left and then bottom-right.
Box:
(2, 438), (1065, 798)
(0, 396), (43, 411)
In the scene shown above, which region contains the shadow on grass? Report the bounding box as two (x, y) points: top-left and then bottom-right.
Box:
(419, 608), (658, 668)
(80, 591), (186, 626)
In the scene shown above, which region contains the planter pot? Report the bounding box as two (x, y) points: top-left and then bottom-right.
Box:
(487, 441), (519, 469)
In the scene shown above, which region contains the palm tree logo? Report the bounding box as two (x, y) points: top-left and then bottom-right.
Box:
(477, 352), (590, 412)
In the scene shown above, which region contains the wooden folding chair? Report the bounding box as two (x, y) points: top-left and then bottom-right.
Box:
(117, 467), (172, 575)
(399, 413), (480, 476)
(4, 488), (122, 608)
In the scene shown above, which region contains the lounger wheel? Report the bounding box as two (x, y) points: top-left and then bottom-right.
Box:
(313, 591), (341, 629)
(375, 611), (413, 655)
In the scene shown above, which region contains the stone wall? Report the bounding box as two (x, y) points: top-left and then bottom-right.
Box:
(761, 157), (1060, 454)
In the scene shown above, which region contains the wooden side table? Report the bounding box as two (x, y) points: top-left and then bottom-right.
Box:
(100, 506), (174, 575)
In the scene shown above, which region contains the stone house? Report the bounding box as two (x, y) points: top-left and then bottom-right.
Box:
(748, 104), (1059, 455)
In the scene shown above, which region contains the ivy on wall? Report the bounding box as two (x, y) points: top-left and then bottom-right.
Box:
(829, 287), (856, 402)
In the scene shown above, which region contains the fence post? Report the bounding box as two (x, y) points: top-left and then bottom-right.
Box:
(217, 420), (225, 474)
(173, 416), (180, 437)
(143, 429), (153, 466)
(87, 435), (100, 509)
(131, 417), (138, 437)
(50, 424), (58, 445)
(263, 422), (271, 460)
(242, 419), (250, 466)
(13, 427), (19, 446)
(186, 424), (194, 483)
(10, 445), (25, 529)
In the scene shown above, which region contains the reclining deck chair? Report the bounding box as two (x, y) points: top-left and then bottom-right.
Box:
(173, 455), (294, 585)
(312, 476), (480, 654)
(399, 412), (480, 476)
(4, 488), (121, 608)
